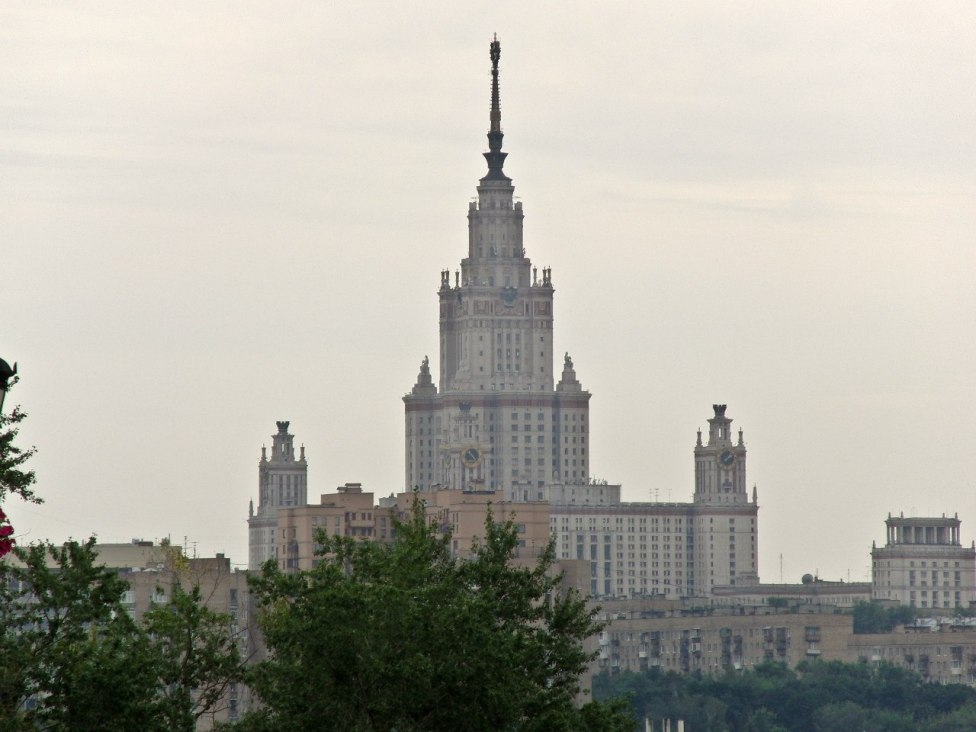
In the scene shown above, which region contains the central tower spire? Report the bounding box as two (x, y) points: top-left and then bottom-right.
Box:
(482, 34), (509, 182)
(405, 38), (591, 499)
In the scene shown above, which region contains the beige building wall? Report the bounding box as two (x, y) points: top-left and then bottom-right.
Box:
(393, 488), (551, 568)
(710, 580), (871, 608)
(89, 540), (171, 569)
(272, 485), (549, 573)
(274, 483), (391, 572)
(850, 627), (976, 684)
(90, 543), (256, 729)
(590, 599), (853, 678)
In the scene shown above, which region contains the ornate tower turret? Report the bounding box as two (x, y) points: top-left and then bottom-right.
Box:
(694, 404), (748, 506)
(248, 421), (308, 569)
(691, 405), (759, 595)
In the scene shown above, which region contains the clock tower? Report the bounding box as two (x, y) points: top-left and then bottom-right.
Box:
(691, 405), (759, 594)
(694, 404), (748, 506)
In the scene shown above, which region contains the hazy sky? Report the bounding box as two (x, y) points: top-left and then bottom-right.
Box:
(3, 3), (974, 581)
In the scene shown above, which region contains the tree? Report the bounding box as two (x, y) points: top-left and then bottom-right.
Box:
(238, 501), (634, 731)
(0, 375), (245, 728)
(0, 539), (158, 730)
(852, 601), (916, 634)
(144, 583), (246, 731)
(0, 539), (245, 730)
(595, 661), (976, 732)
(0, 378), (40, 558)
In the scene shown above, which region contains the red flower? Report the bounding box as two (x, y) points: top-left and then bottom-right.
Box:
(0, 506), (13, 557)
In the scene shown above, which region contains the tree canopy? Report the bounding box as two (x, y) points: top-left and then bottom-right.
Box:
(236, 501), (633, 731)
(0, 381), (245, 730)
(594, 661), (976, 732)
(851, 601), (916, 634)
(0, 380), (40, 558)
(0, 539), (246, 731)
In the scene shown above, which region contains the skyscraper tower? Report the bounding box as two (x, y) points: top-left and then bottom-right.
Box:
(404, 37), (591, 501)
(248, 421), (308, 569)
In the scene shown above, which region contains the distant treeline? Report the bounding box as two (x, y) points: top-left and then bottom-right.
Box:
(593, 660), (976, 732)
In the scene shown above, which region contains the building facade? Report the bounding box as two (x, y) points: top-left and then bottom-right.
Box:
(548, 404), (759, 600)
(273, 483), (386, 573)
(589, 601), (854, 677)
(247, 421), (308, 570)
(871, 513), (976, 609)
(591, 598), (976, 686)
(403, 38), (591, 501)
(710, 579), (871, 609)
(397, 40), (761, 600)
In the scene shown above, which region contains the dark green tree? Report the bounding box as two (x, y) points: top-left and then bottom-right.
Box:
(0, 539), (157, 730)
(0, 379), (40, 558)
(852, 601), (916, 634)
(0, 406), (38, 506)
(144, 583), (246, 731)
(595, 661), (976, 732)
(239, 501), (633, 731)
(0, 541), (247, 731)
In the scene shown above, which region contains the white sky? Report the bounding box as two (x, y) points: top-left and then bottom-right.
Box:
(3, 3), (974, 580)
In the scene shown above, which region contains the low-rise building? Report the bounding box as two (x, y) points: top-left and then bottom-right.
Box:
(589, 598), (854, 678)
(711, 578), (871, 609)
(851, 619), (976, 684)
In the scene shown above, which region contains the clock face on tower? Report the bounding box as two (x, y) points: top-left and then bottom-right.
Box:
(718, 449), (736, 468)
(461, 446), (483, 468)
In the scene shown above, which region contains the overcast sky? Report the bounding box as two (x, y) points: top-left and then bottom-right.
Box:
(3, 3), (974, 581)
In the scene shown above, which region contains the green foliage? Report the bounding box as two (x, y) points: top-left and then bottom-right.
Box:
(239, 500), (633, 731)
(0, 539), (244, 731)
(0, 382), (39, 559)
(0, 400), (39, 506)
(852, 601), (917, 634)
(0, 539), (153, 730)
(594, 660), (976, 732)
(143, 584), (245, 731)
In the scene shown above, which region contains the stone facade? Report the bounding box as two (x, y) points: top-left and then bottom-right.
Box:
(589, 599), (854, 677)
(871, 513), (976, 609)
(548, 405), (759, 600)
(398, 39), (759, 600)
(403, 39), (591, 500)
